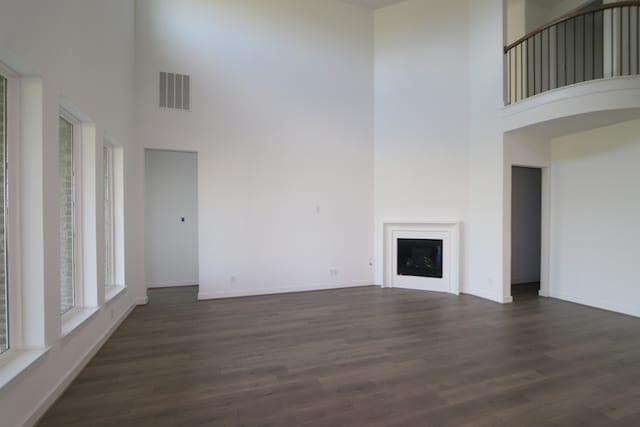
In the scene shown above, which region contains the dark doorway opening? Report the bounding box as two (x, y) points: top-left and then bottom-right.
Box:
(511, 166), (542, 301)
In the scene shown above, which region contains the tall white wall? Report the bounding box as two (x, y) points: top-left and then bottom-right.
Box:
(145, 150), (199, 288)
(550, 119), (640, 317)
(373, 0), (470, 286)
(135, 0), (375, 299)
(0, 1), (142, 426)
(466, 0), (508, 302)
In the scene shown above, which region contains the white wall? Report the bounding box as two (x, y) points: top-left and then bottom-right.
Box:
(135, 0), (375, 299)
(506, 0), (552, 45)
(507, 0), (527, 45)
(550, 118), (640, 317)
(511, 166), (541, 284)
(0, 1), (143, 426)
(373, 0), (470, 286)
(145, 150), (198, 288)
(466, 0), (508, 303)
(550, 0), (597, 20)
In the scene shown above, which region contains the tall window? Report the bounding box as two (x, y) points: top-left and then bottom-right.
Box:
(103, 144), (115, 290)
(0, 74), (8, 353)
(59, 116), (76, 314)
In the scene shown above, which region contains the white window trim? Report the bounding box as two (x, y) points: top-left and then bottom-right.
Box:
(103, 143), (116, 288)
(0, 347), (50, 390)
(103, 136), (125, 300)
(0, 57), (48, 385)
(0, 67), (12, 356)
(0, 63), (25, 355)
(59, 109), (84, 320)
(58, 101), (98, 335)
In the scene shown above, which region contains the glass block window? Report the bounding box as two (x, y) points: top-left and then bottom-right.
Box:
(59, 116), (75, 314)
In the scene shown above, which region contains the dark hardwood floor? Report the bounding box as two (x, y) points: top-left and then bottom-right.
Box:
(38, 286), (640, 426)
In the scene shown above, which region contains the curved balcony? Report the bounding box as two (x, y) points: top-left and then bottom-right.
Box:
(505, 1), (640, 106)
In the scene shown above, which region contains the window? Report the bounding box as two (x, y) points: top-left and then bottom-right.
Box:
(103, 139), (124, 297)
(0, 74), (7, 354)
(59, 115), (80, 315)
(103, 144), (115, 290)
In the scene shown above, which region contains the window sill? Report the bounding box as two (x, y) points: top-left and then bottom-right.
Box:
(0, 347), (51, 390)
(105, 285), (126, 303)
(61, 306), (100, 340)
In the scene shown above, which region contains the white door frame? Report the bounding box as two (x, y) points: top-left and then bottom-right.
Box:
(503, 164), (551, 300)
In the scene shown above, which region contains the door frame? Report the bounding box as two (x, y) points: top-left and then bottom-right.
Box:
(503, 164), (551, 301)
(143, 147), (200, 291)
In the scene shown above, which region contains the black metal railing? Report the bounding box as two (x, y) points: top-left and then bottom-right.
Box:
(505, 1), (640, 105)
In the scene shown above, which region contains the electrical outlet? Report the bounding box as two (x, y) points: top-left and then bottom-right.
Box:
(231, 276), (237, 284)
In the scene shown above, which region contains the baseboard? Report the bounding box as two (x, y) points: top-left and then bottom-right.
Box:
(198, 281), (375, 300)
(147, 281), (198, 289)
(22, 303), (136, 427)
(462, 287), (511, 304)
(550, 292), (640, 318)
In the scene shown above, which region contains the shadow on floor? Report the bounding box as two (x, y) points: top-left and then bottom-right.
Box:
(511, 282), (540, 302)
(147, 285), (199, 305)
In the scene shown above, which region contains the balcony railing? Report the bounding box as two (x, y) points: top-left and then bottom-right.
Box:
(505, 1), (640, 105)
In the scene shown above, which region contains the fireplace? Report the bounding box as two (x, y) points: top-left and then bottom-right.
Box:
(384, 221), (460, 295)
(397, 239), (443, 278)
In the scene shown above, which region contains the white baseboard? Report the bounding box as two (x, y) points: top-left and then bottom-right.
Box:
(147, 281), (198, 289)
(550, 291), (640, 318)
(198, 280), (374, 300)
(462, 287), (512, 304)
(22, 303), (136, 427)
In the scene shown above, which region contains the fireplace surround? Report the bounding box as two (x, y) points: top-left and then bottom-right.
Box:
(383, 221), (460, 295)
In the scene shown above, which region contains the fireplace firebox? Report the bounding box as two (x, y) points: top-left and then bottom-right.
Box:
(397, 239), (443, 278)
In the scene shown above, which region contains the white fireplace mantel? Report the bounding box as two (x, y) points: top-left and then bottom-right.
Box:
(383, 221), (460, 295)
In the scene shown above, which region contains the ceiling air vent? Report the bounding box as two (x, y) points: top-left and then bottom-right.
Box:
(159, 72), (190, 111)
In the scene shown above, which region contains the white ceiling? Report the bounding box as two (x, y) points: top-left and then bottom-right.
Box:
(336, 0), (408, 10)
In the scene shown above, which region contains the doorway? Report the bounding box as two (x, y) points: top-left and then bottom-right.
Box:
(145, 149), (199, 291)
(511, 166), (542, 301)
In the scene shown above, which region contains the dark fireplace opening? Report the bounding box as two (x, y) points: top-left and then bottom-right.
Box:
(397, 239), (443, 278)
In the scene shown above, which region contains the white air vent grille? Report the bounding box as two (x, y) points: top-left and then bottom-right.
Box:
(160, 72), (190, 111)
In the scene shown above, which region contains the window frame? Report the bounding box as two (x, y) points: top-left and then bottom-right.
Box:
(103, 137), (125, 301)
(0, 63), (50, 378)
(0, 71), (9, 355)
(59, 109), (84, 319)
(103, 142), (116, 289)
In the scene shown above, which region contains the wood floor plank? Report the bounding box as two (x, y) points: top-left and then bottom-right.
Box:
(37, 286), (640, 427)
